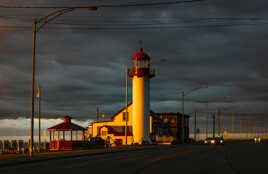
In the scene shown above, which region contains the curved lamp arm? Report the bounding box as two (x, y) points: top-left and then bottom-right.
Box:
(36, 7), (97, 32)
(184, 85), (208, 97)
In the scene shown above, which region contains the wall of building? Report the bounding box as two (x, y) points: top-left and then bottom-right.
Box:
(89, 104), (134, 145)
(152, 113), (190, 143)
(88, 109), (191, 145)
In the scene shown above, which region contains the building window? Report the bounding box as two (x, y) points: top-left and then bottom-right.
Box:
(122, 112), (129, 121)
(101, 131), (107, 136)
(164, 118), (168, 123)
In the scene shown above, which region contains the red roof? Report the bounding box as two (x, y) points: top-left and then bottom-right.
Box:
(47, 116), (86, 131)
(132, 48), (150, 60)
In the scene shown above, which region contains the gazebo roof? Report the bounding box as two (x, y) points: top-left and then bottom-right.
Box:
(47, 116), (86, 131)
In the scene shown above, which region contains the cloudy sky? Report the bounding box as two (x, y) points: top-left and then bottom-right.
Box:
(1, 0), (268, 135)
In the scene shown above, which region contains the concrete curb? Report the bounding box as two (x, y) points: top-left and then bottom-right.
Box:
(0, 146), (157, 168)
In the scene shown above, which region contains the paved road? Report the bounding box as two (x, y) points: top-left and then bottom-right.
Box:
(0, 141), (267, 174)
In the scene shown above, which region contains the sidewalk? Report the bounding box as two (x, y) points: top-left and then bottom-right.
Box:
(0, 145), (157, 167)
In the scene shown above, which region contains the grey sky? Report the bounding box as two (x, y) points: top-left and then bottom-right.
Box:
(0, 0), (268, 129)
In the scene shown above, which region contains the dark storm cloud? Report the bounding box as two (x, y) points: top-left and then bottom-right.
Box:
(1, 0), (268, 125)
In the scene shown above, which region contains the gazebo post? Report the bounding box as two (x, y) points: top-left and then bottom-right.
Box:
(57, 131), (60, 141)
(82, 130), (86, 141)
(57, 131), (60, 150)
(81, 130), (84, 141)
(63, 131), (65, 140)
(49, 131), (51, 142)
(71, 130), (73, 141)
(52, 131), (54, 141)
(83, 130), (85, 141)
(75, 131), (78, 141)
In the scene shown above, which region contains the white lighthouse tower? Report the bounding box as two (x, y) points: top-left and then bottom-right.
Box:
(129, 48), (155, 144)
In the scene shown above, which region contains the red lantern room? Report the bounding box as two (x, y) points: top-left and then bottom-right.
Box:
(128, 48), (155, 78)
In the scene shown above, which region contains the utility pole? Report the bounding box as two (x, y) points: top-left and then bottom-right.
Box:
(30, 19), (37, 157)
(181, 91), (185, 143)
(240, 120), (242, 139)
(37, 84), (41, 153)
(212, 113), (215, 138)
(232, 112), (235, 139)
(221, 109), (224, 136)
(250, 117), (253, 138)
(217, 109), (220, 137)
(194, 111), (197, 140)
(96, 106), (99, 122)
(205, 103), (208, 139)
(253, 118), (256, 137)
(125, 68), (129, 145)
(246, 119), (249, 139)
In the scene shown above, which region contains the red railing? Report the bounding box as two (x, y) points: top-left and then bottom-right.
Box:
(50, 140), (72, 151)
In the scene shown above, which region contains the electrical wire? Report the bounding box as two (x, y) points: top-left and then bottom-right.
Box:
(0, 0), (204, 9)
(1, 18), (268, 33)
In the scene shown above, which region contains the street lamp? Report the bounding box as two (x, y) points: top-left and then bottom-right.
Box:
(30, 7), (97, 157)
(101, 114), (105, 121)
(179, 85), (208, 143)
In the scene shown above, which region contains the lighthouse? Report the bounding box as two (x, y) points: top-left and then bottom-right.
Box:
(128, 48), (155, 144)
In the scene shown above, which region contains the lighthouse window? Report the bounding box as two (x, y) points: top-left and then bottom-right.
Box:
(146, 60), (150, 68)
(142, 60), (147, 68)
(136, 60), (148, 68)
(144, 60), (149, 68)
(137, 60), (142, 68)
(122, 112), (129, 121)
(135, 60), (148, 68)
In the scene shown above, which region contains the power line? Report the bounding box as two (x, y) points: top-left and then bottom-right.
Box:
(3, 17), (268, 25)
(2, 18), (268, 28)
(1, 22), (268, 33)
(2, 15), (268, 32)
(1, 13), (268, 23)
(49, 19), (268, 26)
(0, 0), (204, 9)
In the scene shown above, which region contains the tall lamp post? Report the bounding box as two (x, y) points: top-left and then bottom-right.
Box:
(180, 85), (207, 143)
(30, 7), (98, 157)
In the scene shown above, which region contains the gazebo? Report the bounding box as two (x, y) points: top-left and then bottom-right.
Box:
(47, 116), (87, 151)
